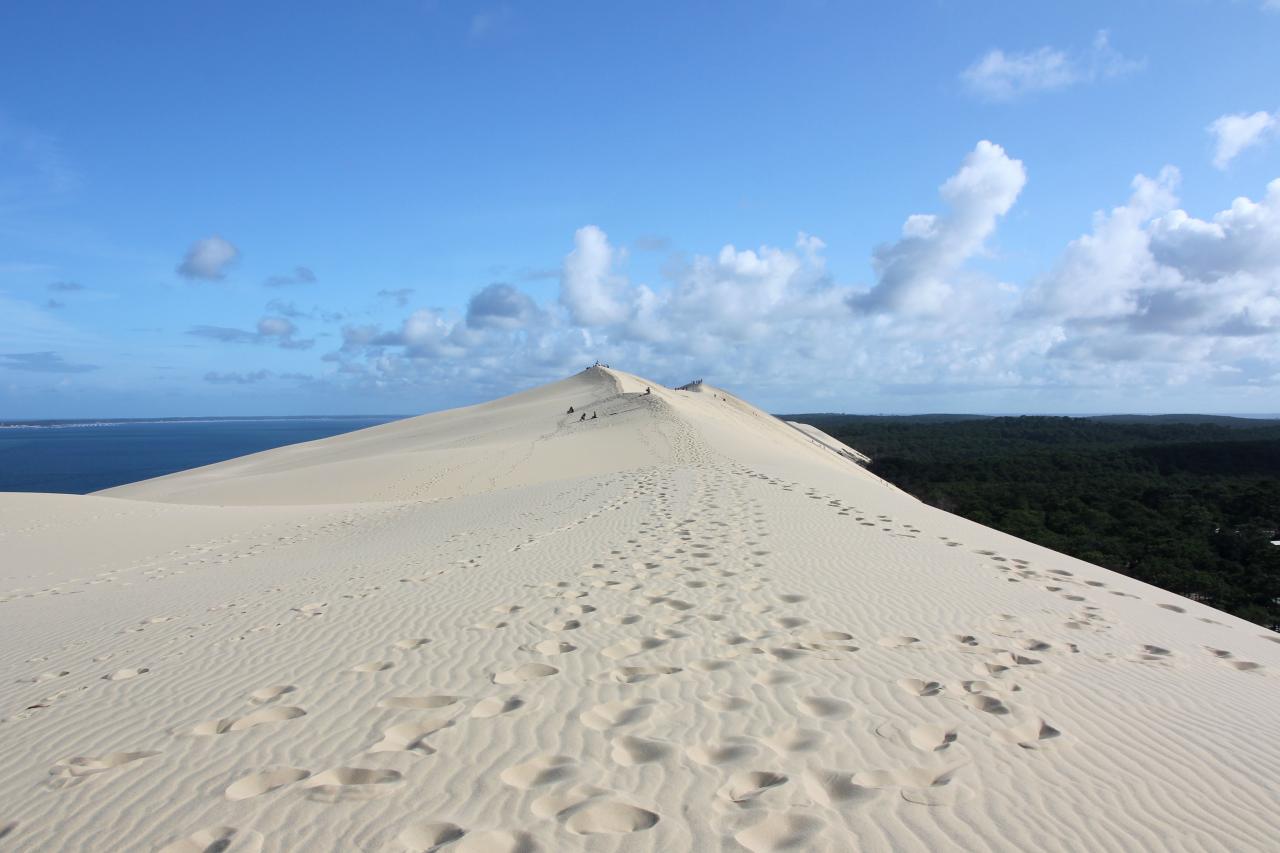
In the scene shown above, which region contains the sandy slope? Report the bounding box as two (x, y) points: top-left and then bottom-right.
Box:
(2, 366), (1278, 852)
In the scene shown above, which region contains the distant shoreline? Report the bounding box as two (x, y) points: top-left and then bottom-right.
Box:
(0, 415), (409, 430)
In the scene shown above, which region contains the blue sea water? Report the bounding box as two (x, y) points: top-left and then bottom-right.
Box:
(0, 416), (404, 495)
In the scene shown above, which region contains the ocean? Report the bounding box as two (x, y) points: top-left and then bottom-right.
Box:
(0, 416), (404, 495)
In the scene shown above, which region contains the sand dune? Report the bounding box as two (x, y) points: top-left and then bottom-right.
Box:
(2, 366), (1278, 851)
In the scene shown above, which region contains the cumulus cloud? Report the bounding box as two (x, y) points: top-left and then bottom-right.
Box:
(963, 30), (1141, 101)
(852, 140), (1026, 314)
(0, 351), (98, 373)
(264, 266), (317, 287)
(560, 225), (631, 326)
(188, 315), (314, 349)
(316, 139), (1279, 409)
(1028, 172), (1280, 363)
(1208, 110), (1277, 169)
(467, 283), (540, 328)
(177, 236), (239, 281)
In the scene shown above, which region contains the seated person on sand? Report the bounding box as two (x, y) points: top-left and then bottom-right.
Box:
(567, 406), (574, 414)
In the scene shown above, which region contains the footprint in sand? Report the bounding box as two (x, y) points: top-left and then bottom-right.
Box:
(803, 769), (877, 807)
(897, 678), (943, 697)
(961, 694), (1010, 715)
(350, 661), (393, 672)
(689, 658), (733, 672)
(225, 767), (310, 800)
(852, 764), (964, 801)
(1224, 660), (1264, 672)
(910, 725), (958, 752)
(797, 696), (854, 720)
(20, 670), (69, 683)
(992, 717), (1061, 749)
(878, 636), (921, 649)
(580, 699), (653, 731)
(531, 784), (659, 836)
(369, 720), (450, 754)
(500, 755), (577, 789)
(1132, 645), (1173, 663)
(718, 770), (789, 804)
(301, 767), (401, 801)
(686, 738), (755, 766)
(189, 706), (306, 736)
(398, 822), (466, 852)
(248, 685), (296, 704)
(103, 667), (149, 681)
(602, 637), (664, 660)
(611, 736), (670, 766)
(605, 665), (681, 684)
(493, 663), (558, 685)
(393, 638), (431, 650)
(471, 695), (524, 718)
(47, 751), (158, 789)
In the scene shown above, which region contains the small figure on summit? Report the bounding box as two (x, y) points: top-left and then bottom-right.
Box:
(567, 406), (574, 414)
(645, 387), (651, 395)
(591, 411), (597, 420)
(579, 412), (587, 422)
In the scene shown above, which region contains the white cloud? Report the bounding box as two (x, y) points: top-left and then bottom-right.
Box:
(962, 30), (1141, 101)
(560, 225), (631, 326)
(177, 236), (239, 281)
(853, 140), (1026, 314)
(1029, 172), (1280, 365)
(963, 46), (1076, 101)
(1024, 168), (1180, 321)
(319, 142), (1280, 410)
(1208, 110), (1277, 169)
(467, 283), (541, 329)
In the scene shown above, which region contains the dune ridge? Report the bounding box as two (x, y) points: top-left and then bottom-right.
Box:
(1, 366), (1278, 851)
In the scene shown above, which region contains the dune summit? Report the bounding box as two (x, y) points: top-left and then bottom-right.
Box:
(1, 365), (1278, 851)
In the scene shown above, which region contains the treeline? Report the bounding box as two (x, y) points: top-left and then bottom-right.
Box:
(787, 415), (1280, 629)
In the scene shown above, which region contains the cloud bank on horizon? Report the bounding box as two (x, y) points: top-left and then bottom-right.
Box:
(326, 143), (1280, 410)
(1, 2), (1278, 417)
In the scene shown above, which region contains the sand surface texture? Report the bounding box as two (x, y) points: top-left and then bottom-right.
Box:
(2, 367), (1278, 851)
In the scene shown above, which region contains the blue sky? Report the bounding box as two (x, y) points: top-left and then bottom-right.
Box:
(3, 0), (1280, 418)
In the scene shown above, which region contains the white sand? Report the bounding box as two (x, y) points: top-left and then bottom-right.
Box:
(2, 365), (1278, 852)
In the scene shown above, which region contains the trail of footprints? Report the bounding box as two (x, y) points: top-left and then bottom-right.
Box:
(15, 453), (1273, 851)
